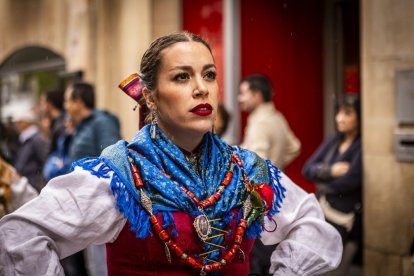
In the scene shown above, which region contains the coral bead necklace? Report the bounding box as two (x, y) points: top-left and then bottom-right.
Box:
(128, 152), (254, 275)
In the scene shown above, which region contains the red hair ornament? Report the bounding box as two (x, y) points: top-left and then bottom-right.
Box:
(118, 73), (146, 105)
(118, 73), (148, 129)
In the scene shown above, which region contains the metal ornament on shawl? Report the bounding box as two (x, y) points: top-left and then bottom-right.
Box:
(238, 248), (246, 263)
(243, 194), (253, 219)
(164, 243), (172, 263)
(184, 149), (212, 242)
(193, 211), (211, 241)
(140, 188), (172, 263)
(139, 189), (153, 215)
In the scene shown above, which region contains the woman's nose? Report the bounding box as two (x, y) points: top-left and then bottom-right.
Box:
(193, 77), (208, 97)
(336, 113), (344, 123)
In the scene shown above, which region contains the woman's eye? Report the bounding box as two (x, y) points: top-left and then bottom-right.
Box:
(174, 73), (190, 81)
(204, 71), (217, 80)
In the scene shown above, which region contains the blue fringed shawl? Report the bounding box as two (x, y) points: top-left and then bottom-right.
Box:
(72, 125), (285, 243)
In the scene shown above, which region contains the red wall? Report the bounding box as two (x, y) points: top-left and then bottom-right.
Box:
(182, 0), (225, 102)
(240, 0), (323, 192)
(183, 0), (324, 192)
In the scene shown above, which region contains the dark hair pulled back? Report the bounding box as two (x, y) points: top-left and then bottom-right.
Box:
(139, 32), (212, 91)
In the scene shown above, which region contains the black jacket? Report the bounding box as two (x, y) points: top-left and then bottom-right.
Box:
(14, 131), (48, 193)
(302, 133), (362, 214)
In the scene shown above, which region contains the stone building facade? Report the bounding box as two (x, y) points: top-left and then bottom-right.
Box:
(0, 0), (180, 140)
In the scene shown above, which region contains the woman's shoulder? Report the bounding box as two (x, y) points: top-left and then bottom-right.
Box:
(232, 146), (265, 165)
(232, 145), (271, 181)
(317, 133), (343, 148)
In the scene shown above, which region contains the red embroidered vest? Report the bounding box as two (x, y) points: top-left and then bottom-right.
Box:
(107, 211), (254, 275)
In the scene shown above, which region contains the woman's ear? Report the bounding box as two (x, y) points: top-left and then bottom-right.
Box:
(143, 87), (156, 110)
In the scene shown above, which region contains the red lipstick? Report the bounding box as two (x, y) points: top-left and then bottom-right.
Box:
(190, 103), (213, 116)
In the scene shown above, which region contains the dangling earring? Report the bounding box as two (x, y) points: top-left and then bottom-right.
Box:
(151, 109), (158, 139)
(212, 123), (216, 135)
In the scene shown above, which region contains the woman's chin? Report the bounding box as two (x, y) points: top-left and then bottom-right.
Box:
(187, 122), (214, 135)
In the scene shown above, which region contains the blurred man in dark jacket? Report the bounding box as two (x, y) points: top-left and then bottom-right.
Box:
(64, 82), (121, 162)
(64, 81), (121, 276)
(7, 102), (48, 193)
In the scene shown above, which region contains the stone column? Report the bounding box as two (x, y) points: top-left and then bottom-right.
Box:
(361, 0), (414, 275)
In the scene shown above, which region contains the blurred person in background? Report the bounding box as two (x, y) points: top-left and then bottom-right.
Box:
(0, 121), (19, 164)
(41, 89), (67, 155)
(0, 156), (38, 218)
(41, 89), (73, 182)
(39, 114), (52, 142)
(302, 95), (362, 275)
(238, 74), (302, 275)
(214, 103), (231, 139)
(64, 82), (121, 162)
(238, 74), (301, 170)
(4, 101), (48, 193)
(64, 81), (121, 276)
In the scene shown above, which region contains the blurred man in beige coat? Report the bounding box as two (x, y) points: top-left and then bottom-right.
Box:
(238, 74), (302, 275)
(238, 74), (301, 170)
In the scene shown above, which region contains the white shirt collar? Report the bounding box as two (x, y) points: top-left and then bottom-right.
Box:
(19, 125), (39, 143)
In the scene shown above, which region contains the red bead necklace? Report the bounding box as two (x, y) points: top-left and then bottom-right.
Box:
(128, 153), (253, 275)
(179, 154), (250, 209)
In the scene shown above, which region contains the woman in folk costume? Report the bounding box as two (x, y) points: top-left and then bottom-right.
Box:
(0, 32), (342, 275)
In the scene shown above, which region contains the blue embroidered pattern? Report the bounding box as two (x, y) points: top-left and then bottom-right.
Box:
(72, 125), (286, 264)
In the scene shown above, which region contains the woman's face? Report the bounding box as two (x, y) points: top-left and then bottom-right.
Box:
(148, 41), (218, 141)
(335, 106), (358, 135)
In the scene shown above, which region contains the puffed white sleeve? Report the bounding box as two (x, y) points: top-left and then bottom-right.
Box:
(0, 167), (127, 276)
(260, 172), (343, 275)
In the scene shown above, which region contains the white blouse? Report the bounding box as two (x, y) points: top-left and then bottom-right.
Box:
(0, 166), (342, 275)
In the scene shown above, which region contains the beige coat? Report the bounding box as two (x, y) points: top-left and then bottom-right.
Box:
(241, 103), (301, 169)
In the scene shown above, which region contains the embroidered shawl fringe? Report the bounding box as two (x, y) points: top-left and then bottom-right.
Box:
(266, 160), (286, 217)
(71, 157), (112, 178)
(72, 157), (154, 239)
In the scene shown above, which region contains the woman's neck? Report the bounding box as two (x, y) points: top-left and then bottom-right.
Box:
(339, 130), (358, 154)
(343, 129), (358, 143)
(156, 124), (204, 153)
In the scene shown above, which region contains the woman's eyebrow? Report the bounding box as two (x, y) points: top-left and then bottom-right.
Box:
(203, 64), (216, 70)
(171, 65), (192, 71)
(169, 64), (216, 72)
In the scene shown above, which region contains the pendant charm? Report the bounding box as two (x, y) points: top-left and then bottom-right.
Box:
(193, 213), (211, 241)
(243, 194), (253, 219)
(238, 248), (246, 263)
(140, 189), (153, 215)
(164, 242), (172, 263)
